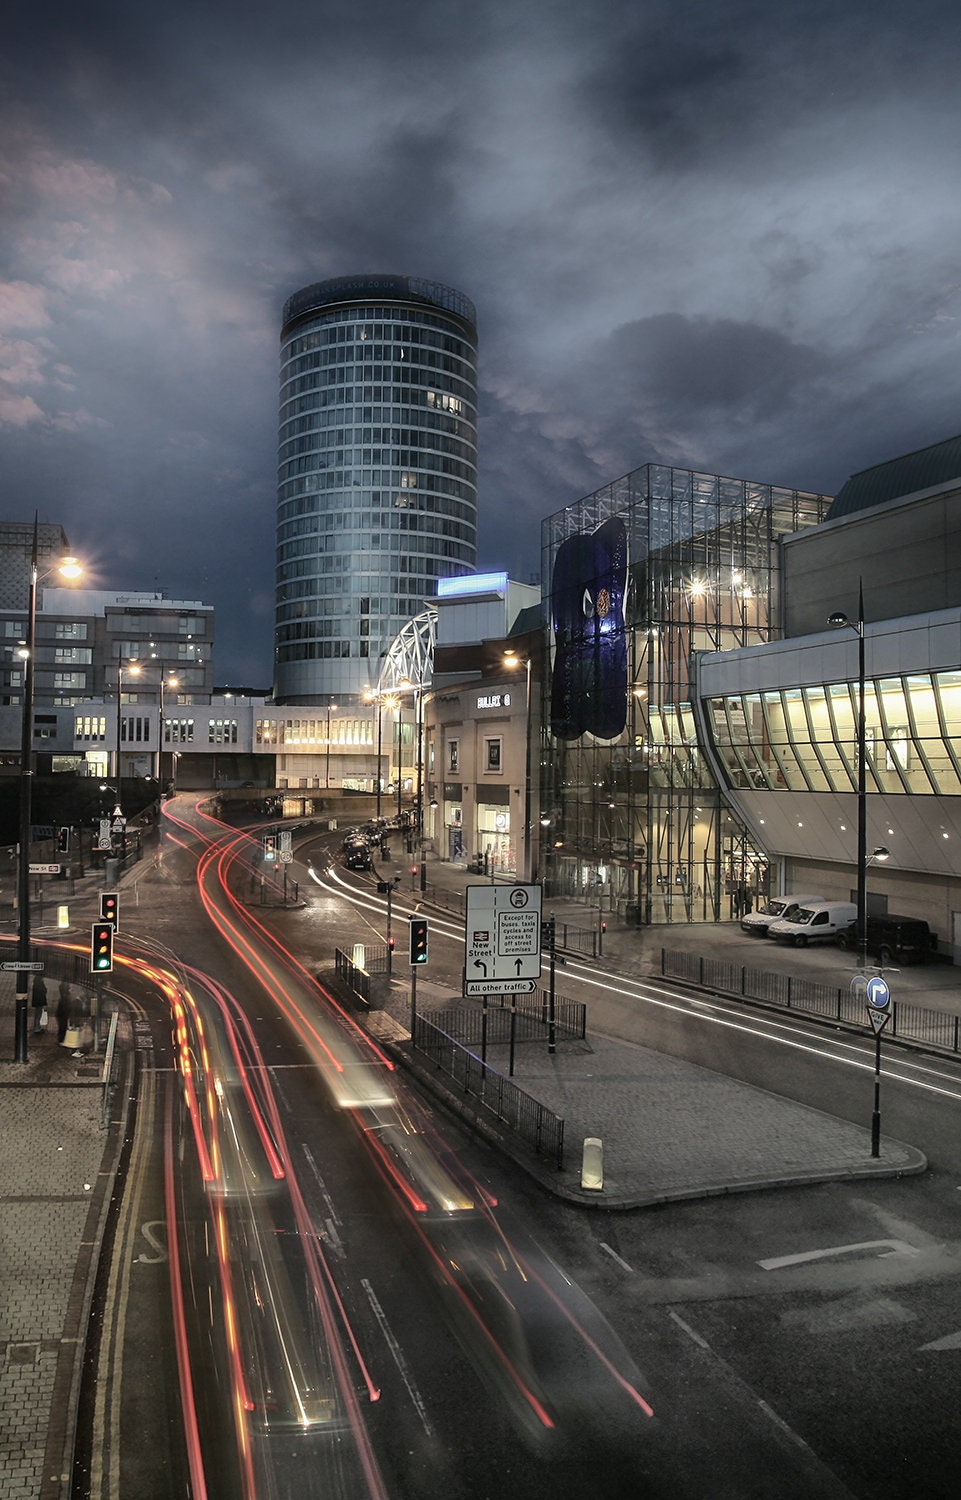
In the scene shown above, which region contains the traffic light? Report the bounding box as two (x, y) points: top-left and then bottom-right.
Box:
(100, 891), (119, 929)
(90, 922), (114, 972)
(57, 826), (70, 854)
(264, 834), (276, 861)
(409, 916), (429, 966)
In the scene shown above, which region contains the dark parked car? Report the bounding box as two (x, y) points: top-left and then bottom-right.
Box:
(837, 913), (936, 965)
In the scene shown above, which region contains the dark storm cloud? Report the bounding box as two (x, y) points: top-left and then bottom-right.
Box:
(3, 0), (961, 679)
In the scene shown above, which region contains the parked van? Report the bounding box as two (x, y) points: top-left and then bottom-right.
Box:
(740, 895), (825, 937)
(837, 914), (937, 965)
(768, 901), (858, 947)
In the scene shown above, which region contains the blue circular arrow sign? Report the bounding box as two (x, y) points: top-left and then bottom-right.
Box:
(866, 976), (891, 1009)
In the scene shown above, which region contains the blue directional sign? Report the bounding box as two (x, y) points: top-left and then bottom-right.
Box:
(866, 976), (891, 1010)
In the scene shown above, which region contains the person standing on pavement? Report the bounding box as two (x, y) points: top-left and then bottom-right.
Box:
(57, 980), (72, 1044)
(31, 974), (48, 1034)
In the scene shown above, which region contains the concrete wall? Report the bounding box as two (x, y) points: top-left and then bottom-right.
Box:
(783, 486), (961, 636)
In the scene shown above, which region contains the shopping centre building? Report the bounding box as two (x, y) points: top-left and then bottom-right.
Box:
(538, 437), (960, 957)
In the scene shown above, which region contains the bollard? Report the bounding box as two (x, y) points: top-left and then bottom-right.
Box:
(581, 1136), (604, 1191)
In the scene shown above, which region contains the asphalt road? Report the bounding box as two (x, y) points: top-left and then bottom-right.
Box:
(79, 805), (961, 1499)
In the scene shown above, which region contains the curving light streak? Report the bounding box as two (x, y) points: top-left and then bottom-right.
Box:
(162, 1073), (212, 1500)
(163, 801), (658, 1442)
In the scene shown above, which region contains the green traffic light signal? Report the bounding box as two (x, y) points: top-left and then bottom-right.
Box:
(90, 922), (113, 972)
(409, 917), (428, 966)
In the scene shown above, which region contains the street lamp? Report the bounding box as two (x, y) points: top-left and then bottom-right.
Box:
(116, 660), (141, 784)
(325, 702), (338, 790)
(503, 648), (533, 881)
(13, 527), (82, 1063)
(364, 691), (394, 819)
(395, 700), (404, 820)
(159, 673), (179, 784)
(828, 583), (890, 969)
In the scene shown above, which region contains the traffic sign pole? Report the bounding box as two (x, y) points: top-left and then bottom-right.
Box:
(865, 975), (892, 1158)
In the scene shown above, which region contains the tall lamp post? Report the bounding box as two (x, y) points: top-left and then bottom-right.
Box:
(828, 583), (889, 968)
(364, 691), (398, 819)
(325, 702), (338, 790)
(503, 648), (533, 881)
(13, 529), (82, 1063)
(116, 659), (141, 784)
(159, 673), (179, 785)
(364, 691), (384, 818)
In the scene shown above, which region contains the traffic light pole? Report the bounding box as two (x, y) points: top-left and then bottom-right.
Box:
(410, 964), (417, 1042)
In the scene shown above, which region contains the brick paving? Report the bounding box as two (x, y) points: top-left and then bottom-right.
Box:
(0, 1035), (113, 1500)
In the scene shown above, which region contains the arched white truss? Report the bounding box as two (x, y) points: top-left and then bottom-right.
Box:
(378, 605), (437, 692)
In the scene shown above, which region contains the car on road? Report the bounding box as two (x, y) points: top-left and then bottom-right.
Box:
(343, 841), (372, 871)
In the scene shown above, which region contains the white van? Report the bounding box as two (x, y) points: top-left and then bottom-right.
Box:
(768, 901), (858, 947)
(740, 895), (825, 937)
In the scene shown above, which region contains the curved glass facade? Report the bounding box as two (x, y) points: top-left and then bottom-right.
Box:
(275, 276), (478, 704)
(706, 670), (961, 796)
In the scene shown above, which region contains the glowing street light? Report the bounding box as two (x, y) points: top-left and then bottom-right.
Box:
(13, 527), (82, 1062)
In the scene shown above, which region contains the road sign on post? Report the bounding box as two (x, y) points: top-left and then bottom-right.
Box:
(465, 883), (542, 996)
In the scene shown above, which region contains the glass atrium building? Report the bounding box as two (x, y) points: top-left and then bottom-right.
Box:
(539, 463), (830, 923)
(275, 275), (478, 705)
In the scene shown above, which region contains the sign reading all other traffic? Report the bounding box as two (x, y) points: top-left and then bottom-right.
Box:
(465, 883), (543, 994)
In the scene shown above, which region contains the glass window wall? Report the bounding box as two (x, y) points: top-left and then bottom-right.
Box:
(706, 671), (961, 795)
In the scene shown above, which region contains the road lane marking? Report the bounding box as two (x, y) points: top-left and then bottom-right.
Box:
(759, 1239), (920, 1270)
(599, 1242), (634, 1272)
(921, 1330), (961, 1350)
(362, 1279), (434, 1436)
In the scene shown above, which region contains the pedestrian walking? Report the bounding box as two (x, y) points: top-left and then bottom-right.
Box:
(57, 980), (72, 1044)
(31, 974), (48, 1034)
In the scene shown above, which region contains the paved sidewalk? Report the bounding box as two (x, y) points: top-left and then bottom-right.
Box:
(0, 1035), (121, 1500)
(360, 857), (952, 1205)
(367, 977), (927, 1209)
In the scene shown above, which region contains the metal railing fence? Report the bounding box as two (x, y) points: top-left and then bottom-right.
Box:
(431, 991), (586, 1047)
(661, 949), (961, 1055)
(335, 948), (372, 1005)
(412, 1013), (565, 1169)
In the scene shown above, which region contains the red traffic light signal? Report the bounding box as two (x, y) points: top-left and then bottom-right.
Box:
(264, 834), (276, 861)
(57, 826), (71, 854)
(408, 916), (429, 966)
(90, 922), (114, 972)
(100, 891), (119, 929)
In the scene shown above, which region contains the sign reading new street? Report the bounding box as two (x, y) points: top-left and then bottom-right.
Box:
(464, 883), (542, 996)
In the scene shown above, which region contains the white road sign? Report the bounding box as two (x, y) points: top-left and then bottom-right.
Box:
(465, 978), (537, 997)
(465, 883), (543, 988)
(29, 863), (61, 875)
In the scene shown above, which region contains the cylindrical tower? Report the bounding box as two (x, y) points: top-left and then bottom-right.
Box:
(275, 274), (478, 704)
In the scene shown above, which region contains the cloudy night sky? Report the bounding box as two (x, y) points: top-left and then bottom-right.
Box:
(3, 0), (961, 685)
